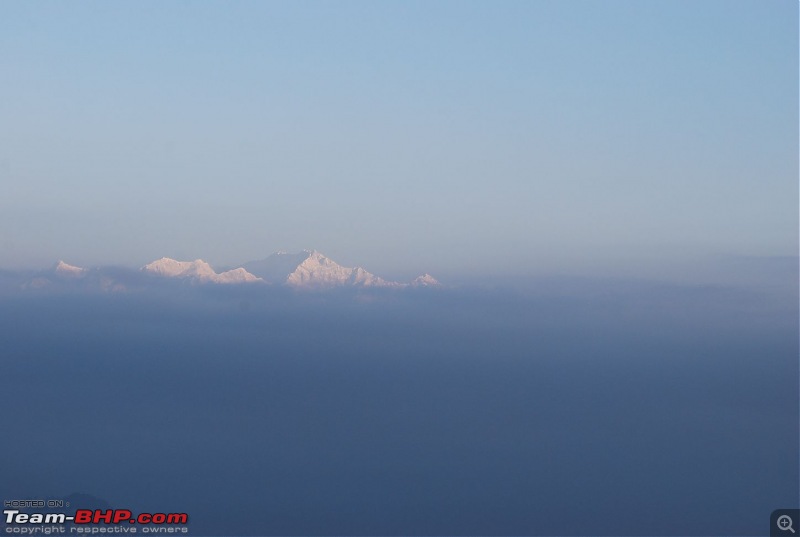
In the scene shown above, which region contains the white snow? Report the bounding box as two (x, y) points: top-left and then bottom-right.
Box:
(54, 260), (87, 278)
(286, 251), (357, 288)
(282, 251), (400, 288)
(411, 273), (441, 287)
(243, 250), (439, 289)
(142, 258), (262, 284)
(132, 252), (440, 289)
(142, 258), (215, 279)
(215, 267), (262, 284)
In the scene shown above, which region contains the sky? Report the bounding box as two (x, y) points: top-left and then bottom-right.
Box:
(0, 0), (797, 278)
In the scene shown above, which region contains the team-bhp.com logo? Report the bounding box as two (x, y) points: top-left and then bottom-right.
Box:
(4, 509), (188, 534)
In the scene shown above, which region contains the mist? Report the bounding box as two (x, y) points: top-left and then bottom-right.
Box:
(1, 270), (797, 535)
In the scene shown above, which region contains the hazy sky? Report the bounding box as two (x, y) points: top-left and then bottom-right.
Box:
(0, 1), (796, 276)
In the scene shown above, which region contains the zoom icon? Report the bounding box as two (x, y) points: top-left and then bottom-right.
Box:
(772, 510), (800, 536)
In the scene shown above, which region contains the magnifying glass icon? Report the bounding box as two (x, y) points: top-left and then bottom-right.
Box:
(778, 515), (796, 534)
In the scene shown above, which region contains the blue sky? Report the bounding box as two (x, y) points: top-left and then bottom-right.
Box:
(0, 1), (796, 277)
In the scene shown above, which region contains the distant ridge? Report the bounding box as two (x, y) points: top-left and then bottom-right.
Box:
(54, 260), (87, 277)
(21, 251), (439, 291)
(242, 250), (440, 289)
(142, 257), (262, 284)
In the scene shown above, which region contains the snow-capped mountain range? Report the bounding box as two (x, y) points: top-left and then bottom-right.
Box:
(26, 250), (439, 291)
(240, 250), (438, 288)
(142, 258), (262, 284)
(55, 260), (88, 278)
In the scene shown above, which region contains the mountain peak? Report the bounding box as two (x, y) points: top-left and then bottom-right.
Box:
(27, 252), (439, 292)
(143, 257), (215, 279)
(411, 273), (441, 287)
(287, 251), (356, 288)
(54, 260), (87, 277)
(142, 258), (261, 284)
(243, 250), (436, 289)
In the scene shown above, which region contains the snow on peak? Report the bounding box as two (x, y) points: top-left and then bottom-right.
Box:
(142, 257), (262, 284)
(348, 266), (397, 287)
(54, 260), (87, 278)
(142, 258), (215, 279)
(285, 251), (406, 288)
(31, 253), (438, 291)
(242, 251), (313, 284)
(411, 273), (441, 287)
(243, 250), (430, 289)
(138, 251), (438, 289)
(214, 267), (262, 284)
(286, 251), (360, 288)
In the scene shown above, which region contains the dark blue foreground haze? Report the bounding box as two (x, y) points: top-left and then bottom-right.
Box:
(1, 275), (797, 536)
